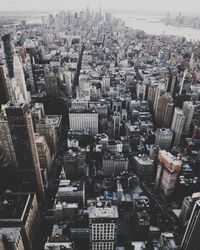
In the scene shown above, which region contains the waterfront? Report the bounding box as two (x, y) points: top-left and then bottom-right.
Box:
(114, 11), (200, 41)
(29, 10), (200, 41)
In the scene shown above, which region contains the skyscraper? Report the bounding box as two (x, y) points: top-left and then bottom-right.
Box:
(35, 133), (52, 177)
(155, 92), (174, 128)
(44, 65), (59, 96)
(36, 117), (57, 158)
(182, 101), (194, 133)
(171, 107), (185, 147)
(25, 52), (36, 94)
(181, 200), (200, 250)
(0, 64), (9, 105)
(5, 101), (45, 200)
(179, 192), (200, 227)
(113, 112), (120, 139)
(13, 54), (30, 102)
(1, 33), (14, 79)
(153, 82), (166, 114)
(155, 128), (173, 151)
(155, 150), (182, 196)
(0, 109), (18, 169)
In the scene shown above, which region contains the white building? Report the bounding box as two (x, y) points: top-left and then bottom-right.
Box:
(13, 54), (30, 102)
(182, 101), (194, 133)
(69, 109), (98, 136)
(87, 200), (118, 250)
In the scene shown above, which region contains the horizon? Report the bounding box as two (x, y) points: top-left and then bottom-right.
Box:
(0, 0), (200, 15)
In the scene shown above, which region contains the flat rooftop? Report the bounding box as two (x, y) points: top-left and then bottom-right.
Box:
(159, 150), (182, 172)
(46, 115), (62, 128)
(0, 193), (34, 224)
(45, 242), (73, 249)
(134, 155), (153, 166)
(0, 227), (21, 243)
(87, 201), (118, 219)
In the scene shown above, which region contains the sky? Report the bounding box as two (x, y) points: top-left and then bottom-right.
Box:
(0, 0), (199, 14)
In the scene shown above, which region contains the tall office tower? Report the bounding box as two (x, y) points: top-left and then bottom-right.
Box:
(182, 101), (194, 133)
(155, 92), (174, 128)
(64, 71), (72, 97)
(189, 52), (195, 71)
(35, 134), (52, 177)
(36, 118), (57, 158)
(5, 77), (22, 102)
(155, 128), (173, 151)
(5, 101), (45, 200)
(1, 33), (14, 78)
(137, 83), (146, 100)
(147, 84), (157, 108)
(44, 65), (59, 96)
(0, 109), (18, 169)
(155, 150), (182, 196)
(31, 103), (45, 129)
(179, 192), (200, 227)
(113, 112), (120, 139)
(0, 64), (9, 105)
(69, 108), (98, 136)
(181, 200), (200, 250)
(13, 54), (30, 102)
(166, 69), (178, 97)
(88, 200), (118, 250)
(171, 108), (185, 147)
(25, 52), (36, 94)
(153, 82), (166, 114)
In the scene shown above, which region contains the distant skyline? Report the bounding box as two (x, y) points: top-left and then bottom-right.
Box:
(0, 0), (199, 14)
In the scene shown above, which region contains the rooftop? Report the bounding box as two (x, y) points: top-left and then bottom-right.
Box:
(0, 193), (34, 224)
(69, 108), (97, 114)
(46, 115), (62, 128)
(0, 227), (21, 243)
(134, 155), (153, 166)
(56, 180), (83, 196)
(156, 128), (173, 135)
(159, 150), (182, 172)
(45, 242), (73, 250)
(87, 201), (118, 219)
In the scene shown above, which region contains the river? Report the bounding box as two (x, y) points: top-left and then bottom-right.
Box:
(28, 10), (200, 41)
(114, 11), (200, 41)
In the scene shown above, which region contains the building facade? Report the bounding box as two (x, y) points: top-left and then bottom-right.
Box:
(171, 107), (185, 147)
(88, 200), (118, 250)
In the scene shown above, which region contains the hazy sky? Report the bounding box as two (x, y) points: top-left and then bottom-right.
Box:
(0, 0), (199, 13)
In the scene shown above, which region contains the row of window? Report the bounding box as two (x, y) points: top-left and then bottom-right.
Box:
(92, 242), (114, 250)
